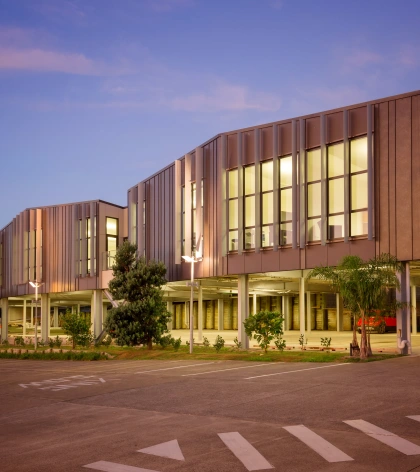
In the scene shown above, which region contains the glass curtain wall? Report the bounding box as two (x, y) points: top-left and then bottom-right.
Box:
(244, 165), (256, 249)
(228, 169), (238, 251)
(280, 155), (293, 245)
(350, 136), (368, 236)
(328, 143), (345, 239)
(307, 149), (322, 242)
(261, 161), (273, 247)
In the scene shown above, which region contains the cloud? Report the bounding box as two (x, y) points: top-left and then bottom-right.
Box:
(169, 82), (282, 112)
(144, 0), (195, 12)
(342, 49), (384, 68)
(31, 0), (87, 24)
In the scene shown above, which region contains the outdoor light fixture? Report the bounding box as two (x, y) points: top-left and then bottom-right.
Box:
(182, 251), (202, 354)
(29, 280), (43, 350)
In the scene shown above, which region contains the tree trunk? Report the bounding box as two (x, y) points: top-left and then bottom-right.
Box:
(359, 310), (368, 359)
(147, 338), (153, 350)
(352, 313), (359, 347)
(367, 328), (373, 357)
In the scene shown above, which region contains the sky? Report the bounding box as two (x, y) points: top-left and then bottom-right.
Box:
(0, 0), (419, 229)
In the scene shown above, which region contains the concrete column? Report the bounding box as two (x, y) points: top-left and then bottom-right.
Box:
(282, 295), (289, 331)
(1, 298), (9, 342)
(166, 301), (173, 331)
(396, 262), (411, 355)
(276, 296), (281, 314)
(299, 277), (306, 336)
(238, 275), (249, 349)
(198, 286), (203, 341)
(53, 306), (59, 328)
(411, 286), (417, 334)
(306, 292), (312, 333)
(253, 293), (257, 316)
(40, 293), (50, 342)
(77, 303), (81, 314)
(22, 299), (27, 336)
(91, 290), (103, 338)
(336, 293), (344, 332)
(218, 299), (224, 331)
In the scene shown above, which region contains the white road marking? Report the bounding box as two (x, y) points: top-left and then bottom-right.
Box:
(182, 363), (276, 376)
(138, 439), (185, 461)
(344, 419), (420, 455)
(283, 425), (353, 462)
(19, 375), (106, 391)
(245, 363), (350, 379)
(407, 416), (420, 422)
(84, 461), (159, 472)
(218, 432), (274, 471)
(135, 363), (215, 374)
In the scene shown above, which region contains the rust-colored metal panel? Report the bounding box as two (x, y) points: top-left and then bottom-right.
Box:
(349, 239), (376, 260)
(261, 126), (273, 160)
(378, 102), (390, 255)
(244, 252), (262, 274)
(349, 106), (367, 137)
(227, 254), (245, 275)
(388, 100), (397, 256)
(180, 158), (185, 186)
(244, 131), (255, 165)
(190, 151), (196, 182)
(327, 112), (343, 143)
(327, 241), (350, 266)
(395, 97), (412, 261)
(278, 248), (300, 270)
(412, 95), (420, 259)
(227, 133), (238, 168)
(305, 244), (328, 269)
(279, 122), (292, 156)
(261, 249), (280, 272)
(306, 116), (321, 149)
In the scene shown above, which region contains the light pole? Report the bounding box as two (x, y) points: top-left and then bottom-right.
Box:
(182, 251), (202, 354)
(29, 281), (43, 350)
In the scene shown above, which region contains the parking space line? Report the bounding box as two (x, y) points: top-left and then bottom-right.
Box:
(283, 425), (353, 462)
(408, 416), (420, 422)
(245, 363), (350, 379)
(84, 460), (159, 472)
(135, 363), (215, 374)
(182, 363), (277, 376)
(218, 432), (274, 471)
(344, 419), (420, 455)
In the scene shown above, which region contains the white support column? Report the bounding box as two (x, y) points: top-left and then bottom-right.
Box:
(238, 275), (249, 349)
(40, 293), (50, 342)
(336, 293), (344, 332)
(166, 301), (173, 331)
(53, 306), (59, 328)
(253, 293), (257, 316)
(1, 298), (9, 342)
(198, 286), (203, 341)
(91, 290), (103, 338)
(396, 263), (411, 355)
(218, 299), (224, 331)
(282, 295), (289, 331)
(411, 286), (417, 334)
(306, 292), (312, 333)
(185, 301), (189, 328)
(22, 299), (27, 336)
(299, 277), (306, 337)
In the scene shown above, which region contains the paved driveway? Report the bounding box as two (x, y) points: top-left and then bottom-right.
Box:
(1, 356), (420, 471)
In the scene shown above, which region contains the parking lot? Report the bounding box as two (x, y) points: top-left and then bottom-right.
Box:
(1, 356), (420, 471)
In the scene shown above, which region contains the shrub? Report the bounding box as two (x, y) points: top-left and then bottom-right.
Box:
(172, 337), (182, 351)
(101, 335), (112, 346)
(62, 311), (94, 348)
(15, 336), (25, 347)
(274, 336), (286, 351)
(233, 337), (242, 350)
(213, 335), (225, 352)
(321, 337), (332, 349)
(202, 337), (210, 347)
(244, 311), (284, 354)
(48, 336), (63, 348)
(159, 334), (174, 349)
(299, 334), (305, 349)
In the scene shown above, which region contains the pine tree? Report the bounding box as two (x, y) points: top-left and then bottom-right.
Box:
(105, 241), (171, 349)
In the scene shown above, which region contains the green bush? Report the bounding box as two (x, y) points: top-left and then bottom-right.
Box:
(62, 311), (94, 348)
(159, 334), (174, 349)
(202, 337), (210, 347)
(213, 335), (225, 352)
(244, 311), (284, 354)
(172, 337), (182, 351)
(101, 335), (112, 346)
(15, 336), (25, 347)
(233, 337), (242, 349)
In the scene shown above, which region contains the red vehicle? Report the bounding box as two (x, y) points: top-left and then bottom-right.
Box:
(357, 316), (397, 334)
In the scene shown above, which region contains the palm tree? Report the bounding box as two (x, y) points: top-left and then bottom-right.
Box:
(307, 254), (403, 359)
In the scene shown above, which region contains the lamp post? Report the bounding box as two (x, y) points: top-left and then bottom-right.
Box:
(29, 281), (43, 350)
(182, 251), (202, 354)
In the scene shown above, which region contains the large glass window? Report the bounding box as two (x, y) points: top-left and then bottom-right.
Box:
(130, 202), (137, 243)
(106, 217), (118, 254)
(86, 218), (91, 274)
(307, 148), (321, 242)
(327, 142), (345, 239)
(244, 165), (255, 249)
(228, 170), (238, 251)
(261, 161), (273, 247)
(280, 155), (293, 245)
(350, 136), (368, 236)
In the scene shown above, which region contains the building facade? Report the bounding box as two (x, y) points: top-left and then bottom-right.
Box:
(1, 90), (419, 351)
